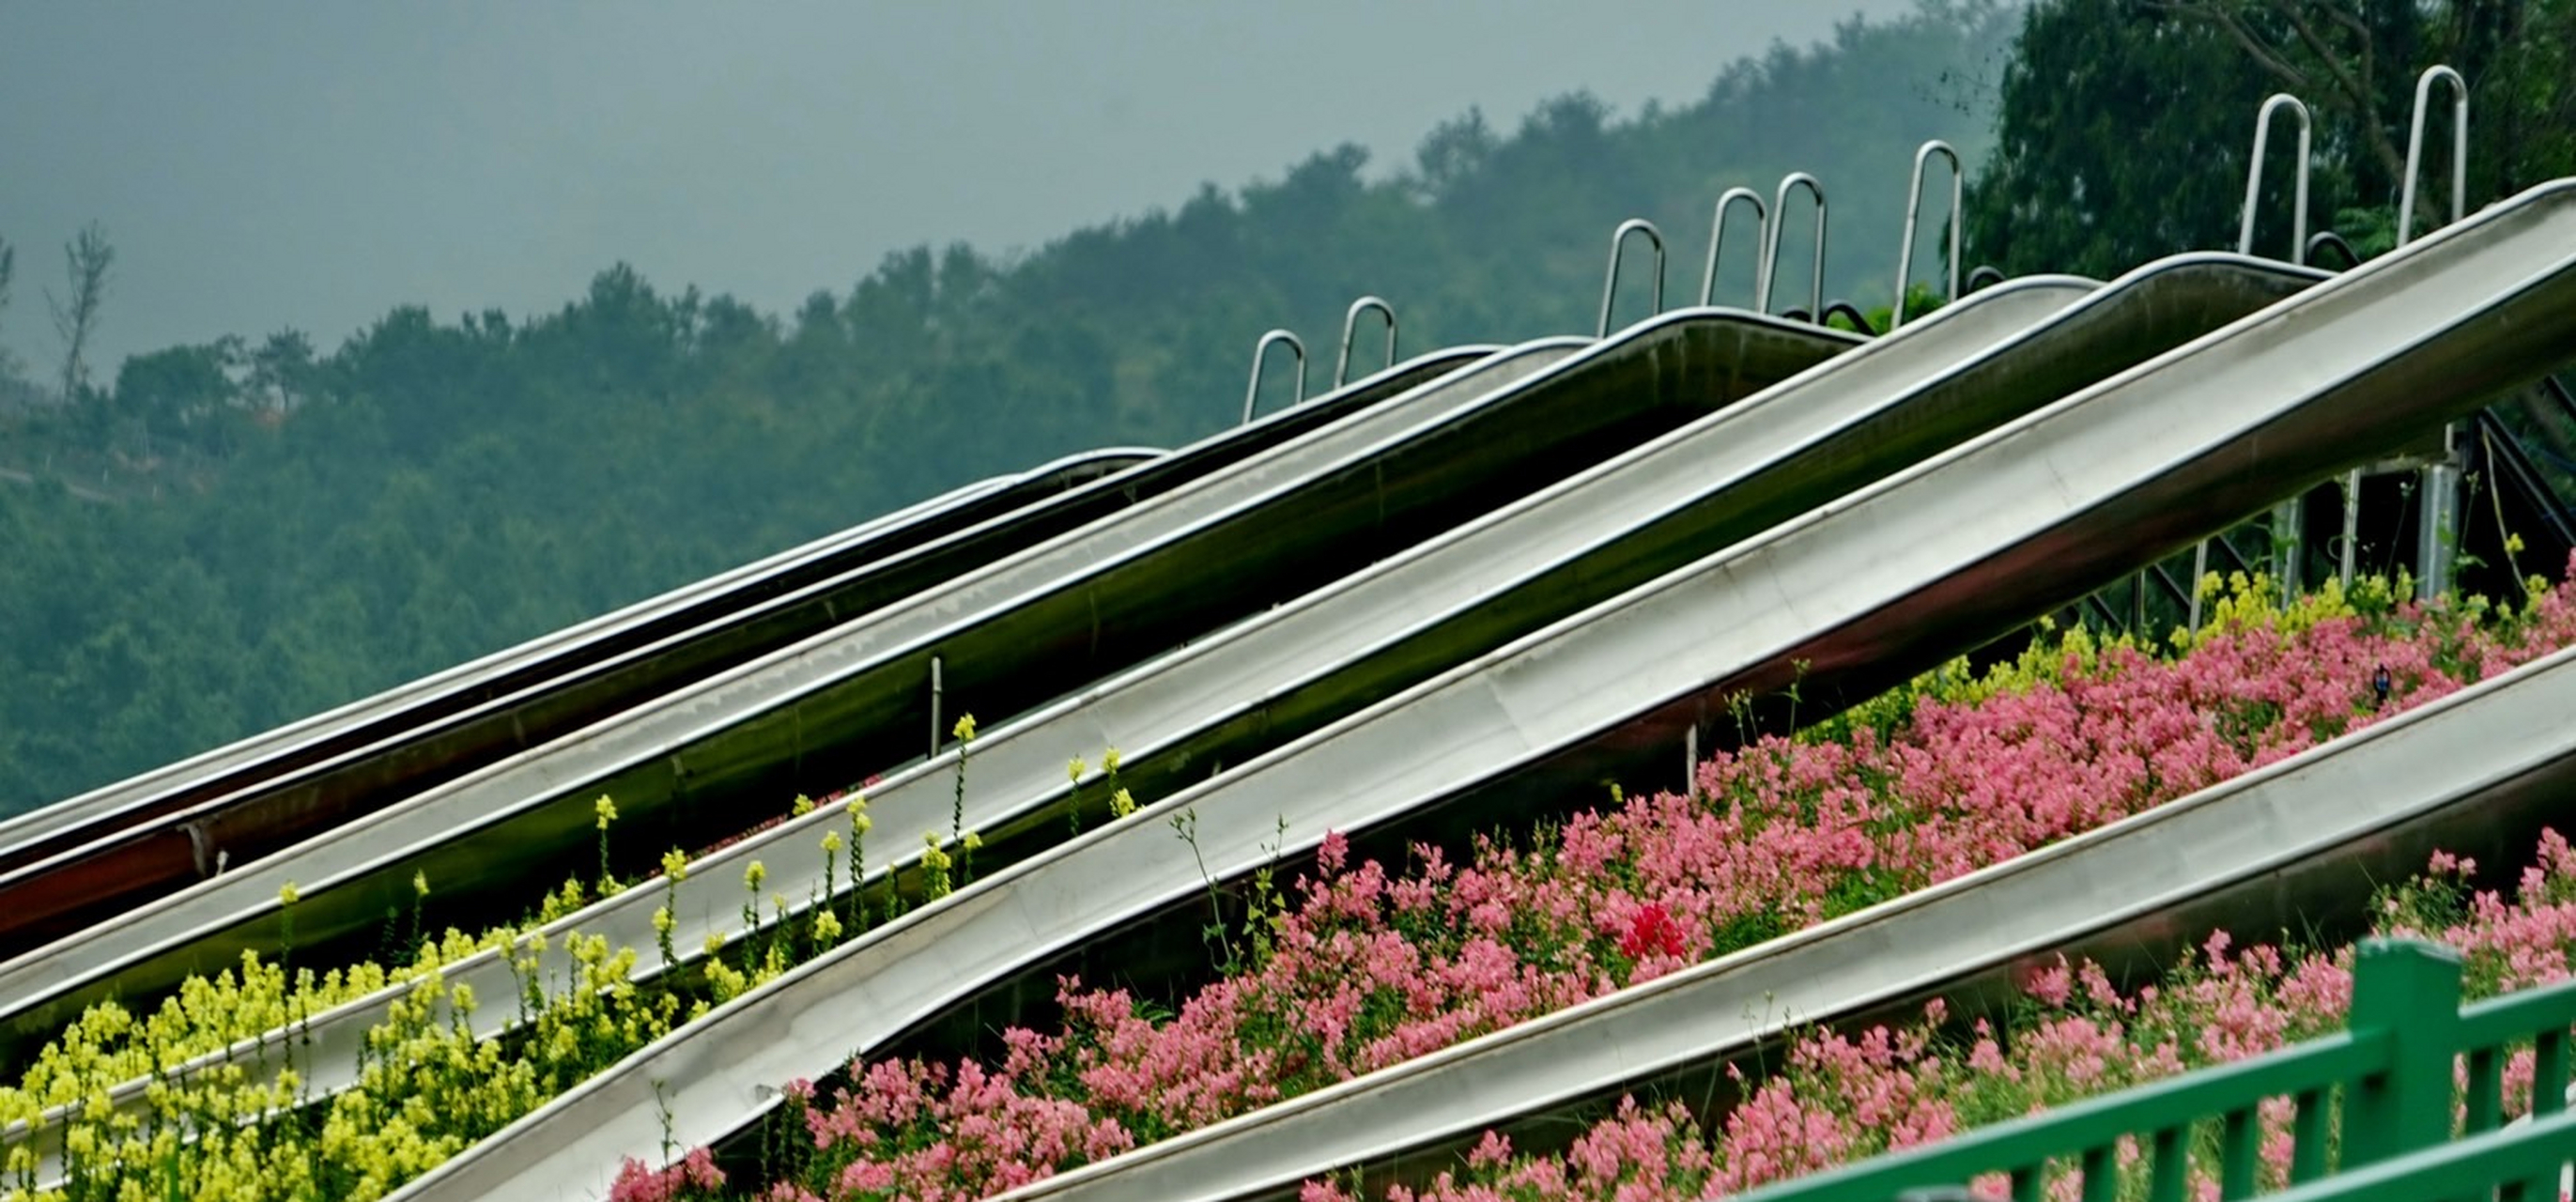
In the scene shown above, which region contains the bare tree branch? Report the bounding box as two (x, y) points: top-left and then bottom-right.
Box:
(46, 223), (113, 401)
(2152, 1), (2314, 89)
(0, 237), (16, 379)
(2270, 1), (2408, 184)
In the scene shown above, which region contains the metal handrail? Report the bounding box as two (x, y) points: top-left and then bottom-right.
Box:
(2399, 65), (2470, 244)
(2199, 92), (2312, 631)
(1892, 140), (1963, 330)
(2238, 93), (2313, 264)
(1757, 172), (1827, 320)
(2306, 231), (2363, 271)
(1597, 219), (1666, 337)
(2400, 65), (2473, 601)
(1819, 300), (1875, 335)
(1333, 297), (1396, 388)
(1699, 187), (1767, 307)
(1239, 329), (1306, 424)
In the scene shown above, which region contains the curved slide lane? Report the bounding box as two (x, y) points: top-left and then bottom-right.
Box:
(0, 316), (1844, 1053)
(12, 269), (2186, 1178)
(384, 177), (2576, 1201)
(0, 350), (1484, 950)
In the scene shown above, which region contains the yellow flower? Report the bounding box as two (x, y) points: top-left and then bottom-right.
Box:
(952, 713), (977, 742)
(791, 794), (815, 816)
(413, 871), (431, 898)
(594, 794), (620, 829)
(1103, 747), (1121, 775)
(821, 830), (842, 854)
(703, 931), (727, 955)
(661, 849), (689, 883)
(1110, 788), (1135, 818)
(745, 861), (767, 892)
(845, 793), (869, 816)
(813, 909), (843, 943)
(854, 812), (873, 836)
(1068, 756), (1087, 783)
(962, 831), (983, 852)
(279, 881), (301, 907)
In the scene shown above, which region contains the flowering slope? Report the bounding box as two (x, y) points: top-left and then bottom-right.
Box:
(620, 566), (2576, 1202)
(1319, 832), (2576, 1202)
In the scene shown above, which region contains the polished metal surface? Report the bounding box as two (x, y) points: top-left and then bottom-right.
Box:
(23, 284), (2084, 1178)
(386, 177), (2576, 1202)
(2399, 66), (2469, 242)
(1597, 218), (1666, 337)
(0, 322), (1826, 1051)
(1334, 297), (1396, 388)
(2196, 91), (2317, 628)
(2402, 66), (2473, 602)
(0, 350), (1489, 955)
(1240, 329), (1308, 424)
(1892, 140), (1963, 328)
(2239, 93), (2313, 263)
(1699, 187), (1766, 308)
(997, 641), (2576, 1202)
(0, 463), (1043, 859)
(1757, 172), (1827, 318)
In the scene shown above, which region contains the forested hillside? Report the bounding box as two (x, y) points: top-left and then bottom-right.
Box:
(0, 3), (2015, 812)
(9, 0), (2572, 816)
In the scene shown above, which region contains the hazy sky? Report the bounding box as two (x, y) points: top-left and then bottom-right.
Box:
(1, 1), (1920, 374)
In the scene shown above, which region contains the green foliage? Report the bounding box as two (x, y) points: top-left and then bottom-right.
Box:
(1970, 0), (2576, 280)
(0, 4), (2013, 816)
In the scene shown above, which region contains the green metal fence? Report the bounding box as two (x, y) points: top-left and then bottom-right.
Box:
(1730, 938), (2576, 1202)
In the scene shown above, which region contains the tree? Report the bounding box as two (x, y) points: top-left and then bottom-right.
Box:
(0, 234), (18, 380)
(2152, 2), (2421, 187)
(1973, 0), (2576, 276)
(248, 329), (320, 413)
(48, 223), (114, 401)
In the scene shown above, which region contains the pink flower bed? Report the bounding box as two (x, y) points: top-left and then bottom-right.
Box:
(1319, 831), (2576, 1202)
(615, 566), (2576, 1202)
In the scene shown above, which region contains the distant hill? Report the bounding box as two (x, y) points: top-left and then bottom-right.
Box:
(0, 1), (2015, 814)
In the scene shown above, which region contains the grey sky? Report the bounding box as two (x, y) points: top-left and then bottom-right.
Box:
(1, 1), (1920, 375)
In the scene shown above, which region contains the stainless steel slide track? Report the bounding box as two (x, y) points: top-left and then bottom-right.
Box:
(994, 634), (2576, 1202)
(383, 178), (2576, 1201)
(8, 271), (2181, 1177)
(0, 464), (1040, 853)
(0, 351), (1485, 951)
(0, 318), (1854, 1051)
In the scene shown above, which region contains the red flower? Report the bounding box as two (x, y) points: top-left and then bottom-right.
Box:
(1620, 902), (1687, 961)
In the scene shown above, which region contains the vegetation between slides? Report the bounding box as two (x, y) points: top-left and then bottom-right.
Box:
(578, 563), (2576, 1202)
(2, 562), (2567, 1202)
(1295, 829), (2576, 1202)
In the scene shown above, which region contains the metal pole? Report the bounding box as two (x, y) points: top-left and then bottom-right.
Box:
(1891, 140), (1962, 330)
(1597, 219), (1666, 337)
(1333, 296), (1396, 388)
(1239, 329), (1306, 425)
(2195, 94), (2311, 632)
(1699, 187), (1767, 308)
(1757, 172), (1827, 320)
(2401, 65), (2471, 602)
(2237, 94), (2312, 263)
(928, 655), (944, 760)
